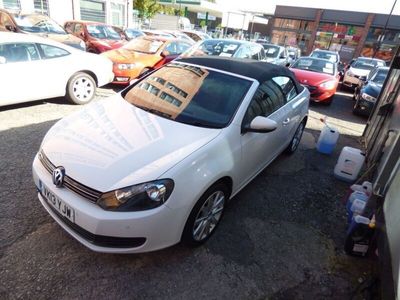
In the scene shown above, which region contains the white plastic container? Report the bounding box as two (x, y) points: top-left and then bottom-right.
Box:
(350, 181), (372, 196)
(334, 147), (366, 182)
(316, 125), (339, 154)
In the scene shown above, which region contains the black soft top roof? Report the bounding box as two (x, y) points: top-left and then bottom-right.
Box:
(176, 56), (303, 92)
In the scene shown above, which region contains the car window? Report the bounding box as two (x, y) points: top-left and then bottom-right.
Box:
(177, 41), (192, 54)
(371, 69), (388, 85)
(262, 45), (280, 58)
(13, 14), (66, 34)
(64, 22), (74, 33)
(0, 43), (40, 63)
(164, 42), (179, 55)
(123, 63), (253, 129)
(74, 23), (83, 34)
(236, 46), (252, 59)
(183, 40), (241, 58)
(310, 51), (338, 63)
(250, 45), (262, 60)
(292, 58), (335, 75)
(0, 12), (14, 30)
(243, 80), (286, 126)
(38, 44), (70, 59)
(272, 76), (298, 102)
(259, 47), (266, 60)
(124, 38), (164, 54)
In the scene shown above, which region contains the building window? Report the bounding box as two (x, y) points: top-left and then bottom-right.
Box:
(3, 0), (20, 10)
(271, 30), (311, 55)
(160, 92), (182, 107)
(273, 18), (315, 32)
(166, 82), (188, 98)
(80, 0), (106, 23)
(139, 82), (160, 96)
(149, 76), (166, 85)
(111, 2), (125, 27)
(34, 0), (49, 15)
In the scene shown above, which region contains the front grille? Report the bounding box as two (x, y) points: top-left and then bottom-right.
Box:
(38, 151), (102, 203)
(42, 195), (146, 248)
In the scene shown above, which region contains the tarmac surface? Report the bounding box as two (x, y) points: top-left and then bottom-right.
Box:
(0, 87), (376, 299)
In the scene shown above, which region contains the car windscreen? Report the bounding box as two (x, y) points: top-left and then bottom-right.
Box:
(310, 51), (338, 63)
(125, 29), (144, 39)
(123, 38), (165, 54)
(372, 69), (388, 85)
(87, 25), (121, 40)
(352, 59), (383, 70)
(262, 45), (280, 58)
(123, 63), (252, 128)
(184, 40), (241, 58)
(13, 15), (66, 34)
(292, 58), (335, 75)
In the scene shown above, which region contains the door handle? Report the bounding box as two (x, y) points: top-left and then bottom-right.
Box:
(282, 118), (291, 125)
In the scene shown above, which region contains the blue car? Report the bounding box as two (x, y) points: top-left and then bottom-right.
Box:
(353, 66), (389, 116)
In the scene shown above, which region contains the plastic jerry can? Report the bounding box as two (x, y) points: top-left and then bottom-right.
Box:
(346, 191), (369, 223)
(316, 125), (339, 154)
(344, 215), (375, 257)
(334, 147), (366, 182)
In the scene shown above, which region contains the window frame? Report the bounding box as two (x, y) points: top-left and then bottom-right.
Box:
(241, 79), (287, 130)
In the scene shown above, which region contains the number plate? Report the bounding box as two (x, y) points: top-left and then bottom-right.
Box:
(39, 181), (75, 223)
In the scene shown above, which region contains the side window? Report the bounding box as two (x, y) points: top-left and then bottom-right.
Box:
(0, 43), (40, 63)
(38, 44), (69, 59)
(272, 76), (298, 102)
(64, 22), (74, 33)
(243, 80), (286, 125)
(236, 46), (252, 59)
(259, 47), (266, 61)
(0, 13), (14, 30)
(74, 23), (83, 34)
(176, 41), (192, 54)
(250, 45), (261, 60)
(164, 42), (178, 55)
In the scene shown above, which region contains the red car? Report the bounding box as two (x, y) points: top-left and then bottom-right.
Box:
(290, 57), (340, 104)
(64, 21), (125, 53)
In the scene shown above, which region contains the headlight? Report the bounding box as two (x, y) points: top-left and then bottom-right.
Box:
(97, 179), (174, 211)
(361, 93), (377, 102)
(319, 80), (336, 89)
(117, 63), (136, 70)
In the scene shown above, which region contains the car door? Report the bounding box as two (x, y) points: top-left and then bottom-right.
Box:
(0, 42), (44, 105)
(35, 43), (73, 98)
(272, 76), (304, 141)
(239, 80), (288, 184)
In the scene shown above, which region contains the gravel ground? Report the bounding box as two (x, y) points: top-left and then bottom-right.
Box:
(0, 88), (378, 299)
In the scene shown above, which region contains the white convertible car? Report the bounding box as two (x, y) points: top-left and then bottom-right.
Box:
(0, 32), (113, 106)
(33, 57), (310, 253)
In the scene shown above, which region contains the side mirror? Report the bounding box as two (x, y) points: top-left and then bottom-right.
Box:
(243, 116), (278, 133)
(5, 24), (16, 32)
(285, 62), (291, 67)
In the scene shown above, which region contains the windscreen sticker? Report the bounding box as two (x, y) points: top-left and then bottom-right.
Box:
(219, 52), (233, 57)
(299, 59), (313, 67)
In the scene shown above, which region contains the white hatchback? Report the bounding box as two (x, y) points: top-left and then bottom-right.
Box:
(32, 57), (310, 253)
(0, 32), (113, 106)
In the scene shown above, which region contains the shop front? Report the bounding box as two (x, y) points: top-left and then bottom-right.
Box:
(314, 22), (364, 62)
(361, 27), (400, 63)
(270, 17), (316, 55)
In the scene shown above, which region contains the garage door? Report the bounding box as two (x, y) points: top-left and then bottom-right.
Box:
(80, 0), (106, 23)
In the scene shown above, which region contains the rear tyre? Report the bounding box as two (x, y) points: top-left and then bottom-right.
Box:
(182, 183), (228, 247)
(285, 121), (305, 154)
(66, 72), (96, 105)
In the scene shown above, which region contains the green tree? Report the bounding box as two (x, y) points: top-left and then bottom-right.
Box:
(133, 0), (162, 20)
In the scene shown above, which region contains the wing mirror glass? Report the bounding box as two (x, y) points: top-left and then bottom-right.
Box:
(243, 116), (278, 133)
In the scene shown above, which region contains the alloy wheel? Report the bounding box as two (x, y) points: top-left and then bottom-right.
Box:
(72, 76), (95, 102)
(192, 190), (225, 241)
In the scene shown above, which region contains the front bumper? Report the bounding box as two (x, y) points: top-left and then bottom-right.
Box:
(343, 74), (361, 87)
(111, 67), (142, 84)
(32, 154), (183, 253)
(304, 85), (335, 102)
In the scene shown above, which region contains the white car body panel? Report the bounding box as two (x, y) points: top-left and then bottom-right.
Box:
(0, 32), (113, 106)
(33, 62), (310, 253)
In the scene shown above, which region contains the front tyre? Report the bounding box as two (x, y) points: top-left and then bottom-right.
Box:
(66, 72), (96, 105)
(182, 183), (228, 246)
(285, 121), (305, 154)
